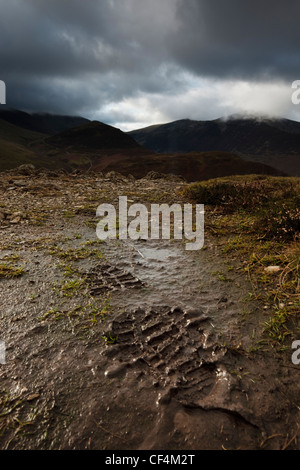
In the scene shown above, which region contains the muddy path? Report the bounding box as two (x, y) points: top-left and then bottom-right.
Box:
(0, 170), (300, 450)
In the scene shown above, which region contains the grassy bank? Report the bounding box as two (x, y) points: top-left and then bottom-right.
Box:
(183, 175), (300, 347)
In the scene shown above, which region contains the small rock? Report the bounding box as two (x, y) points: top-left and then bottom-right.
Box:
(156, 391), (172, 406)
(10, 217), (21, 224)
(264, 266), (281, 274)
(104, 362), (128, 379)
(27, 393), (40, 402)
(17, 164), (35, 175)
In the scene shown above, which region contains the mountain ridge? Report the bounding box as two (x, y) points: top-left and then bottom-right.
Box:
(0, 109), (296, 179)
(0, 108), (90, 135)
(129, 115), (300, 176)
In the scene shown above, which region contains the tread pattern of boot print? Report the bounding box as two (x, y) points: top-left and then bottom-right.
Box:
(103, 306), (226, 407)
(86, 263), (144, 295)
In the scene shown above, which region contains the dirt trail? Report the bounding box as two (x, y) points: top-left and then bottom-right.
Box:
(0, 169), (299, 450)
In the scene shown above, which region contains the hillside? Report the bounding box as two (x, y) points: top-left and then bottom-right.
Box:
(104, 151), (285, 182)
(0, 117), (153, 172)
(0, 108), (89, 135)
(129, 116), (300, 176)
(0, 138), (41, 169)
(0, 118), (47, 146)
(46, 121), (146, 151)
(0, 118), (51, 169)
(0, 110), (291, 179)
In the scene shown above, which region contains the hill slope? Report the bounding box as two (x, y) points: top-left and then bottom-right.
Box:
(104, 151), (285, 182)
(0, 108), (90, 135)
(46, 121), (146, 151)
(0, 118), (47, 145)
(129, 116), (300, 176)
(0, 117), (153, 172)
(0, 111), (291, 179)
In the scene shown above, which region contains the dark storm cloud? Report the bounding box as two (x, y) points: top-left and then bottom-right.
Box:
(0, 0), (174, 78)
(171, 0), (300, 79)
(0, 0), (180, 115)
(0, 0), (299, 123)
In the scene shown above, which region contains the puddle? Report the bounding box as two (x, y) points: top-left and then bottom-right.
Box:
(133, 246), (177, 261)
(96, 239), (235, 316)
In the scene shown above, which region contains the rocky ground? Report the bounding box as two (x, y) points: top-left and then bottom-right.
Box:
(0, 166), (300, 450)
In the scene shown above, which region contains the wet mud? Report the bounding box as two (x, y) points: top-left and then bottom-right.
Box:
(0, 171), (300, 450)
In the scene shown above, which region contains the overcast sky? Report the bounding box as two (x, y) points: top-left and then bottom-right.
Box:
(1, 0), (300, 130)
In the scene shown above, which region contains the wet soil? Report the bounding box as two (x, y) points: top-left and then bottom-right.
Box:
(0, 170), (300, 450)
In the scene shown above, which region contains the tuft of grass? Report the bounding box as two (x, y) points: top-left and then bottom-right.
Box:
(62, 210), (76, 219)
(40, 296), (112, 329)
(183, 175), (300, 241)
(83, 239), (103, 247)
(84, 220), (97, 229)
(101, 332), (118, 345)
(0, 263), (25, 279)
(49, 245), (102, 261)
(263, 307), (295, 345)
(211, 270), (231, 282)
(55, 278), (86, 297)
(1, 254), (21, 262)
(88, 297), (111, 324)
(0, 391), (36, 448)
(56, 262), (79, 278)
(29, 213), (48, 226)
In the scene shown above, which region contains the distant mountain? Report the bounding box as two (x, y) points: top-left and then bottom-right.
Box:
(0, 116), (154, 171)
(129, 116), (300, 176)
(0, 109), (291, 179)
(0, 118), (47, 145)
(0, 108), (89, 135)
(0, 118), (51, 170)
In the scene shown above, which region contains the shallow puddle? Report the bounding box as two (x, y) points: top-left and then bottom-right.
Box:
(98, 239), (216, 310)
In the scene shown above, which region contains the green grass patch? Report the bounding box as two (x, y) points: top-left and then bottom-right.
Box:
(49, 245), (102, 261)
(53, 278), (86, 297)
(40, 295), (112, 330)
(183, 175), (300, 347)
(0, 263), (25, 279)
(0, 390), (36, 448)
(183, 175), (300, 241)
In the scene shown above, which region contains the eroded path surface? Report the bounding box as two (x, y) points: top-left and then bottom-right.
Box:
(0, 169), (299, 450)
